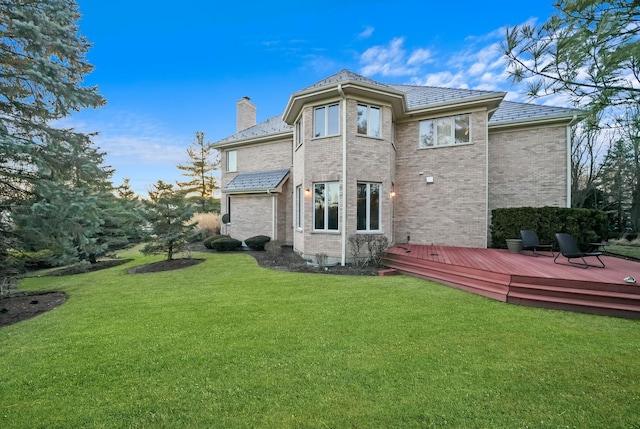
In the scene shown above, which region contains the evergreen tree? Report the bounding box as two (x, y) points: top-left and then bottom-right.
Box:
(177, 131), (220, 213)
(503, 0), (640, 116)
(142, 181), (195, 261)
(0, 0), (106, 276)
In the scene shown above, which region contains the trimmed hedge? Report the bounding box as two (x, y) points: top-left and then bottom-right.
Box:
(491, 206), (608, 251)
(209, 237), (242, 251)
(244, 235), (271, 251)
(203, 234), (229, 249)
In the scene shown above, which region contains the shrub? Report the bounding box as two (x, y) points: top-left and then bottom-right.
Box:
(190, 212), (221, 237)
(348, 234), (390, 267)
(209, 237), (242, 251)
(265, 240), (283, 258)
(244, 235), (271, 251)
(491, 207), (609, 251)
(203, 234), (229, 249)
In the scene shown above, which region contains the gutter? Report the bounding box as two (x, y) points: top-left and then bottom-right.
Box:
(338, 83), (347, 266)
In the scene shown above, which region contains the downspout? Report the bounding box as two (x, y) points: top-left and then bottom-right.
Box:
(338, 84), (347, 266)
(566, 114), (579, 208)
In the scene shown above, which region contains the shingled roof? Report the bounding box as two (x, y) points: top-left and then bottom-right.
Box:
(213, 70), (580, 146)
(223, 168), (290, 194)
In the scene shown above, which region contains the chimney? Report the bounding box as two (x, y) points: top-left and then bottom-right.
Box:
(236, 96), (256, 132)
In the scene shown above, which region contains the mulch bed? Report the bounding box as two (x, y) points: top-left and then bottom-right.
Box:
(0, 291), (67, 328)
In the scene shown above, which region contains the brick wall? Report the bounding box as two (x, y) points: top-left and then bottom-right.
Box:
(488, 124), (568, 210)
(394, 110), (488, 248)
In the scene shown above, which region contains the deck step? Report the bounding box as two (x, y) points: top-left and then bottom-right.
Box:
(378, 268), (398, 276)
(382, 247), (640, 319)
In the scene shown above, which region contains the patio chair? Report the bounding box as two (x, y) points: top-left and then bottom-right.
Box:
(520, 230), (554, 257)
(554, 233), (605, 269)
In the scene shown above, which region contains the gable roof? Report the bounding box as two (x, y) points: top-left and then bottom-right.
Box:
(214, 115), (291, 147)
(223, 168), (290, 194)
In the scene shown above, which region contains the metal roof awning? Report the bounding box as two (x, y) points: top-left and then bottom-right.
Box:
(222, 168), (290, 194)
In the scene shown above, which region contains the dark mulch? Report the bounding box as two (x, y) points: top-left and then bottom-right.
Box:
(127, 258), (205, 274)
(0, 291), (67, 328)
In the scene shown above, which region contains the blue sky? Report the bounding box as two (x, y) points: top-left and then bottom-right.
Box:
(69, 0), (559, 196)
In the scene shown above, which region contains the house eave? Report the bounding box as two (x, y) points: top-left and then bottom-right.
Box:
(213, 130), (293, 149)
(283, 80), (406, 124)
(398, 93), (506, 121)
(488, 113), (580, 130)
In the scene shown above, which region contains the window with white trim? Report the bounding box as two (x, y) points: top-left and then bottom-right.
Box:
(226, 150), (237, 172)
(357, 104), (381, 137)
(314, 104), (339, 137)
(357, 182), (381, 231)
(313, 182), (339, 231)
(419, 114), (470, 148)
(295, 119), (302, 148)
(295, 185), (302, 229)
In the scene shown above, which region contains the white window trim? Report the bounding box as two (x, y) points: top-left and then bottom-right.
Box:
(313, 104), (340, 138)
(295, 119), (302, 148)
(226, 150), (237, 172)
(419, 114), (471, 149)
(313, 182), (339, 232)
(357, 182), (382, 233)
(357, 103), (382, 138)
(295, 185), (302, 230)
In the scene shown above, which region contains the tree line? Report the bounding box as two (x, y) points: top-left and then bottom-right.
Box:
(0, 0), (221, 288)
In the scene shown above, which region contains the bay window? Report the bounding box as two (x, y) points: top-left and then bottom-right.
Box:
(357, 104), (381, 137)
(314, 104), (339, 137)
(357, 182), (381, 231)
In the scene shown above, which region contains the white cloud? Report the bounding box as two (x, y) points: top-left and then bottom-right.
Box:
(359, 37), (433, 77)
(357, 26), (375, 39)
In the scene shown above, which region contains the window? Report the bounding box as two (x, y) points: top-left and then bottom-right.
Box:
(357, 104), (381, 137)
(226, 150), (237, 172)
(226, 196), (231, 222)
(419, 114), (470, 148)
(295, 119), (302, 148)
(314, 104), (339, 137)
(296, 185), (302, 229)
(357, 182), (381, 231)
(313, 182), (339, 231)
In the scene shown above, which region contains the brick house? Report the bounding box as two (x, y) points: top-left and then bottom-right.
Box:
(213, 70), (580, 265)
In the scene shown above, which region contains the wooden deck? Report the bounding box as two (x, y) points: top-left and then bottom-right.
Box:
(382, 244), (640, 319)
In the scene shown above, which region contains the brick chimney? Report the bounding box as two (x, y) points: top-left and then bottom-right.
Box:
(236, 96), (256, 132)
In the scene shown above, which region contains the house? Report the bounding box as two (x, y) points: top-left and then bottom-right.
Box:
(213, 69), (580, 265)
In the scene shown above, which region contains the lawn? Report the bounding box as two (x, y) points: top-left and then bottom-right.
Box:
(607, 244), (640, 260)
(1, 249), (639, 428)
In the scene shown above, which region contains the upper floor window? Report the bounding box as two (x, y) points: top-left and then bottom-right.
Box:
(357, 182), (381, 232)
(357, 104), (381, 137)
(314, 104), (339, 138)
(226, 150), (237, 172)
(295, 119), (302, 148)
(314, 182), (339, 231)
(419, 114), (470, 148)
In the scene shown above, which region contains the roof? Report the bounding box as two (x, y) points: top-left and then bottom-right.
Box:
(214, 70), (581, 146)
(489, 100), (581, 126)
(222, 168), (290, 194)
(214, 115), (291, 147)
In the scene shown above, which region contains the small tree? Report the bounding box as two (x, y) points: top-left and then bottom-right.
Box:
(142, 181), (195, 260)
(177, 131), (220, 213)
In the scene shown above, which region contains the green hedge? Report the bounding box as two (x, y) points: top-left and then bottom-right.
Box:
(244, 235), (271, 251)
(209, 237), (242, 251)
(491, 207), (608, 251)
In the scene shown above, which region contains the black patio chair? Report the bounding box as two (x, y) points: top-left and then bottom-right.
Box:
(520, 230), (554, 257)
(554, 233), (605, 269)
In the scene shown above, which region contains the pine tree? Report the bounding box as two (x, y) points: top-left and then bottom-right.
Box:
(0, 0), (107, 275)
(177, 131), (220, 213)
(142, 181), (196, 261)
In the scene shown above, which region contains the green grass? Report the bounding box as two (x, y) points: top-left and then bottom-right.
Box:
(2, 249), (639, 428)
(607, 244), (640, 260)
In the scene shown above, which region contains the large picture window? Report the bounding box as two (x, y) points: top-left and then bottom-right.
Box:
(419, 114), (470, 148)
(314, 182), (339, 231)
(226, 150), (237, 172)
(314, 104), (339, 138)
(357, 104), (381, 137)
(357, 182), (381, 231)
